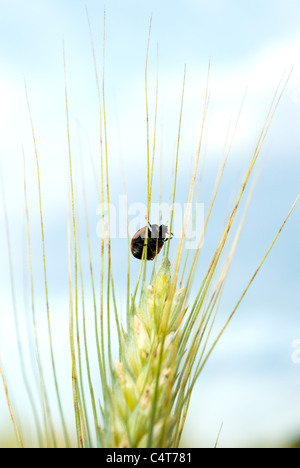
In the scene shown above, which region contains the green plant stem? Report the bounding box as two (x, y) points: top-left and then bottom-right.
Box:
(25, 82), (69, 448)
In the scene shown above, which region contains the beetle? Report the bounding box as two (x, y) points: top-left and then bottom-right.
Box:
(130, 223), (172, 260)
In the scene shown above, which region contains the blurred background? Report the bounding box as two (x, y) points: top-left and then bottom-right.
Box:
(0, 0), (299, 447)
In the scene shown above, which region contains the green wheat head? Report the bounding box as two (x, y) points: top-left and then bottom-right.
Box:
(0, 14), (299, 448)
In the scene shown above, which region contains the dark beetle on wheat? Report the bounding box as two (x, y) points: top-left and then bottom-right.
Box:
(131, 223), (173, 260)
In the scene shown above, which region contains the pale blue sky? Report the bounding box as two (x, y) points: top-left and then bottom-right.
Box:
(0, 0), (300, 447)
